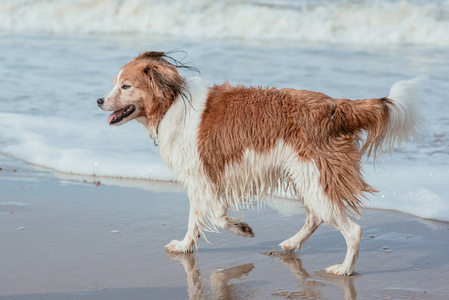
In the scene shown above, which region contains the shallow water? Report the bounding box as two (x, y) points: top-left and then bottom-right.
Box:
(0, 0), (448, 221)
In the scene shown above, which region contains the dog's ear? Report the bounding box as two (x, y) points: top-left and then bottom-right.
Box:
(143, 64), (186, 102)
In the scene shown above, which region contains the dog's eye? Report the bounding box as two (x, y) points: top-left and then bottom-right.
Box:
(121, 84), (131, 90)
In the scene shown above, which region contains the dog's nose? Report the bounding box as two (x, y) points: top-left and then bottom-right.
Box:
(97, 97), (104, 106)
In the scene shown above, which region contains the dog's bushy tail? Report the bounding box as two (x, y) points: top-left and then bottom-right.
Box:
(333, 79), (423, 159)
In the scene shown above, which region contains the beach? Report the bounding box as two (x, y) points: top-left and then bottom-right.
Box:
(1, 154), (448, 299)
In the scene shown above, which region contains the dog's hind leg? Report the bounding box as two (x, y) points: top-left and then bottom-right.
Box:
(213, 203), (255, 238)
(324, 216), (362, 276)
(279, 207), (322, 252)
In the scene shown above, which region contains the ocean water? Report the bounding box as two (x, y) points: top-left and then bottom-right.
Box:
(0, 0), (448, 222)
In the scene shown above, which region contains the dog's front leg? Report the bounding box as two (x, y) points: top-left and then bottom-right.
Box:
(213, 203), (255, 238)
(166, 187), (204, 253)
(165, 202), (201, 253)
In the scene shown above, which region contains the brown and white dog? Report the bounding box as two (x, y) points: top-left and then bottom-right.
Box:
(97, 51), (422, 276)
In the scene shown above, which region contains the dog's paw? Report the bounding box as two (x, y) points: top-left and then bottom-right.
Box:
(225, 222), (255, 238)
(324, 264), (353, 276)
(279, 239), (300, 252)
(165, 240), (193, 253)
(236, 222), (255, 237)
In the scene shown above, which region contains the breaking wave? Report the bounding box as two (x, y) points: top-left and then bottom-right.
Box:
(1, 0), (449, 45)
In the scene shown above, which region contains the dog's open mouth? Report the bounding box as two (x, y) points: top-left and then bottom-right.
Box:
(108, 105), (136, 125)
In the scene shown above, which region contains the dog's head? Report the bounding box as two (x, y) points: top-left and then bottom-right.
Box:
(97, 51), (190, 128)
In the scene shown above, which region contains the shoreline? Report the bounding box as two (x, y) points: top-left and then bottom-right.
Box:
(1, 154), (449, 299)
(1, 153), (447, 224)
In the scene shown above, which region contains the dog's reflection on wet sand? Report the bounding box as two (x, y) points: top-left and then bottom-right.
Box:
(167, 251), (356, 300)
(167, 252), (255, 299)
(268, 251), (356, 300)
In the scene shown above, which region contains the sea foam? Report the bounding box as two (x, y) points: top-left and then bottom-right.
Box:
(0, 112), (176, 182)
(1, 0), (449, 46)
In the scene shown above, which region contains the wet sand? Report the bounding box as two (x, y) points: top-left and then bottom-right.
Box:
(1, 154), (448, 299)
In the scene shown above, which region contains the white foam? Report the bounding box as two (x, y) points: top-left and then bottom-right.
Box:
(1, 0), (449, 46)
(0, 112), (176, 182)
(266, 161), (449, 222)
(365, 162), (449, 222)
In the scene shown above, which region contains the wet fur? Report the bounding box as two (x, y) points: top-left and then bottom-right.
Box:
(98, 52), (423, 276)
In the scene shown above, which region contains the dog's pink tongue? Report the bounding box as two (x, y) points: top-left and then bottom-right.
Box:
(107, 113), (116, 124)
(108, 109), (124, 125)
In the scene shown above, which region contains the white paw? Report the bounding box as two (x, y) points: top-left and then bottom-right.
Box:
(279, 239), (300, 252)
(325, 264), (353, 276)
(165, 240), (193, 253)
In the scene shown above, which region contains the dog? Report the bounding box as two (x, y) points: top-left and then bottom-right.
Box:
(97, 51), (422, 276)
